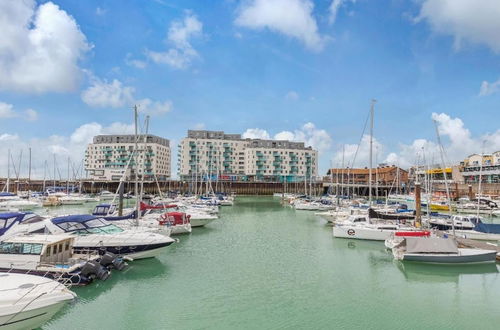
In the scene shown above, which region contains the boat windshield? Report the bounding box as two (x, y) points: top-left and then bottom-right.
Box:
(84, 218), (111, 228)
(56, 221), (86, 232)
(75, 224), (123, 235)
(0, 242), (43, 255)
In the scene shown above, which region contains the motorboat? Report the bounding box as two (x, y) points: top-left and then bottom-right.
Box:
(59, 195), (86, 206)
(0, 273), (75, 329)
(1, 214), (175, 260)
(42, 196), (61, 207)
(391, 237), (497, 264)
(0, 234), (115, 285)
(0, 200), (40, 211)
(428, 214), (476, 231)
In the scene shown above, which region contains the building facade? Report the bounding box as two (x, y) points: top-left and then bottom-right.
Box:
(460, 151), (500, 184)
(326, 166), (409, 186)
(85, 134), (171, 181)
(178, 130), (318, 182)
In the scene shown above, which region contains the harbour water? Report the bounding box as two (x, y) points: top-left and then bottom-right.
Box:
(44, 196), (500, 329)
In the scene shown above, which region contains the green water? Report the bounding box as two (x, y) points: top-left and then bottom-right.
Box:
(43, 196), (500, 330)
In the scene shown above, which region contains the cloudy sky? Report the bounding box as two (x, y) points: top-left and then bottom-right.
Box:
(1, 0), (500, 179)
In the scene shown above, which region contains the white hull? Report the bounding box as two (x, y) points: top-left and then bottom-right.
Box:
(127, 245), (170, 259)
(170, 224), (192, 235)
(454, 230), (500, 241)
(0, 301), (68, 330)
(333, 226), (396, 241)
(190, 218), (216, 227)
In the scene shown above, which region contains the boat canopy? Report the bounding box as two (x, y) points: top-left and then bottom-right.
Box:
(406, 237), (458, 254)
(52, 214), (98, 225)
(0, 212), (41, 236)
(474, 222), (500, 234)
(0, 192), (16, 197)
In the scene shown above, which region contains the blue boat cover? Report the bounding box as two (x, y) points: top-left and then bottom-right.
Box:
(474, 222), (500, 234)
(0, 212), (27, 219)
(0, 192), (16, 197)
(52, 214), (97, 224)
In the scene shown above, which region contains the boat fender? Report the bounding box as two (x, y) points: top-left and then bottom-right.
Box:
(81, 260), (111, 281)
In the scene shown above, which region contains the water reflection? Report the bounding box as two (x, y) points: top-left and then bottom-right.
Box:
(395, 260), (499, 283)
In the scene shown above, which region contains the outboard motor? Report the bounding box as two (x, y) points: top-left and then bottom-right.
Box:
(99, 252), (128, 271)
(80, 260), (111, 281)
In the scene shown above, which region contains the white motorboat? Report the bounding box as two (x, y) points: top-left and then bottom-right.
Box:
(0, 234), (116, 285)
(392, 237), (497, 264)
(1, 214), (175, 260)
(428, 215), (476, 231)
(0, 200), (40, 211)
(59, 195), (86, 205)
(0, 273), (75, 330)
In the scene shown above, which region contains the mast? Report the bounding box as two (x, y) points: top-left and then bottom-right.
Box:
(369, 99), (376, 206)
(341, 145), (345, 197)
(53, 154), (56, 193)
(28, 147), (32, 197)
(477, 141), (485, 219)
(140, 115), (150, 218)
(42, 160), (47, 193)
(66, 157), (70, 195)
(6, 149), (10, 193)
(134, 105), (140, 226)
(434, 120), (454, 236)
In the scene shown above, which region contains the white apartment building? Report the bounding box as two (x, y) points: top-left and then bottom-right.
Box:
(85, 134), (171, 181)
(178, 130), (318, 182)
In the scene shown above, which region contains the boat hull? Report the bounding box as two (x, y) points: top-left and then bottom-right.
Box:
(73, 242), (173, 260)
(190, 218), (216, 227)
(333, 226), (394, 241)
(402, 249), (497, 264)
(0, 301), (69, 330)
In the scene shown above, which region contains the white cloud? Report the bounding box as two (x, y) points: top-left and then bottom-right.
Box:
(81, 78), (135, 108)
(80, 78), (173, 116)
(479, 78), (500, 96)
(136, 98), (173, 116)
(331, 134), (384, 168)
(243, 122), (332, 152)
(146, 13), (203, 69)
(235, 0), (325, 51)
(0, 102), (38, 121)
(125, 53), (147, 69)
(416, 0), (500, 53)
(25, 109), (38, 121)
(0, 1), (91, 93)
(331, 113), (500, 171)
(96, 7), (106, 16)
(285, 91), (299, 101)
(0, 102), (16, 118)
(242, 128), (271, 139)
(0, 122), (134, 179)
(328, 0), (355, 25)
(0, 133), (19, 141)
(193, 123), (206, 130)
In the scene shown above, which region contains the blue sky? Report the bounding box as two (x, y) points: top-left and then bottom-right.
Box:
(1, 0), (500, 178)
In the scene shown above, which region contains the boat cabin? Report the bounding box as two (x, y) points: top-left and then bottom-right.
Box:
(0, 234), (76, 270)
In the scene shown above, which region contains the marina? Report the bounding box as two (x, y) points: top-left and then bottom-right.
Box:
(26, 196), (499, 330)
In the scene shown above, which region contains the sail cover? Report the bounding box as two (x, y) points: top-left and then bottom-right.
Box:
(474, 222), (500, 234)
(406, 237), (458, 253)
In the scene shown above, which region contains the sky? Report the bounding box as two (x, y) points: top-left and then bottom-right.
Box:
(1, 0), (500, 179)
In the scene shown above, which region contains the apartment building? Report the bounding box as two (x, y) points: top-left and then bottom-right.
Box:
(85, 134), (171, 181)
(460, 151), (500, 183)
(178, 130), (318, 182)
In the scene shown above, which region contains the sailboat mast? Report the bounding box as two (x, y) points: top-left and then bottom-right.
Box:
(66, 157), (70, 194)
(477, 141), (485, 219)
(140, 115), (150, 219)
(134, 105), (140, 226)
(28, 147), (32, 195)
(434, 120), (454, 236)
(6, 149), (10, 193)
(53, 154), (56, 192)
(369, 99), (376, 206)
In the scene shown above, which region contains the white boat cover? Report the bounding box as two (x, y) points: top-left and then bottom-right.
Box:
(406, 237), (458, 254)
